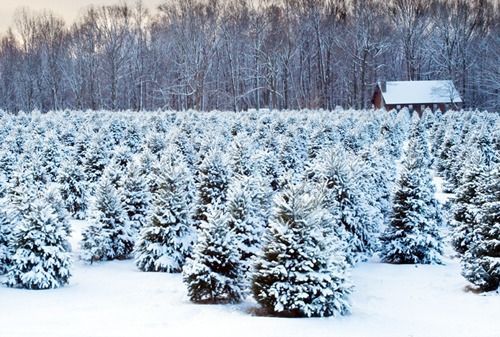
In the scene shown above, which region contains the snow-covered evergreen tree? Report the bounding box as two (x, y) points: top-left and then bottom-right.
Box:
(0, 148), (18, 180)
(101, 160), (125, 190)
(380, 140), (443, 264)
(80, 177), (134, 263)
(57, 159), (89, 220)
(4, 197), (72, 289)
(121, 162), (151, 236)
(0, 202), (13, 274)
(7, 165), (38, 224)
(313, 147), (378, 264)
(461, 164), (500, 291)
(41, 131), (62, 182)
(182, 207), (245, 304)
(194, 149), (231, 228)
(135, 155), (194, 273)
(228, 135), (253, 177)
(451, 151), (489, 255)
(44, 186), (71, 248)
(252, 182), (352, 317)
(225, 175), (263, 278)
(83, 134), (110, 184)
(112, 145), (133, 171)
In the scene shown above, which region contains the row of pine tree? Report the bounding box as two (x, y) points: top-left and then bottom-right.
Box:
(427, 111), (499, 292)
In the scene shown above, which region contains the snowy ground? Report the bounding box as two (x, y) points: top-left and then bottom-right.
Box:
(1, 179), (498, 337)
(0, 220), (499, 337)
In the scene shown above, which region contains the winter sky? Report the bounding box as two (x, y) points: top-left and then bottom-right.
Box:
(0, 0), (160, 33)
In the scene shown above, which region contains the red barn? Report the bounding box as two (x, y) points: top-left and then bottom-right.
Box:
(372, 80), (462, 115)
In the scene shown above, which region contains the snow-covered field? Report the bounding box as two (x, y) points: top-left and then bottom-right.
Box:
(0, 219), (498, 337)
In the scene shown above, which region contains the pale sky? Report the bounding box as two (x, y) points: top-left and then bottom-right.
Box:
(0, 0), (161, 33)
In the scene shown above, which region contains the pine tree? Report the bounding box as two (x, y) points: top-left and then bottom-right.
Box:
(7, 165), (38, 223)
(194, 149), (230, 228)
(80, 177), (134, 263)
(112, 145), (133, 171)
(121, 162), (152, 236)
(314, 147), (378, 264)
(380, 140), (443, 264)
(461, 164), (500, 291)
(437, 129), (458, 176)
(73, 131), (92, 166)
(135, 156), (194, 273)
(124, 123), (143, 153)
(225, 175), (263, 278)
(0, 202), (13, 274)
(0, 148), (18, 180)
(228, 135), (253, 177)
(4, 197), (72, 289)
(252, 182), (352, 317)
(57, 159), (89, 220)
(0, 173), (7, 198)
(44, 186), (72, 250)
(41, 131), (62, 182)
(101, 160), (124, 190)
(182, 207), (245, 304)
(451, 151), (488, 255)
(83, 135), (110, 184)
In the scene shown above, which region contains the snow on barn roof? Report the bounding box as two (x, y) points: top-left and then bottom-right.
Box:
(379, 80), (462, 105)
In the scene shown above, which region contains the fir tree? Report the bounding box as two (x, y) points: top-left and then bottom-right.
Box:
(57, 159), (89, 220)
(101, 160), (124, 190)
(182, 207), (245, 304)
(80, 177), (134, 263)
(0, 148), (17, 180)
(83, 135), (110, 184)
(44, 186), (72, 250)
(380, 140), (443, 264)
(121, 162), (152, 236)
(113, 145), (133, 171)
(451, 151), (488, 255)
(461, 164), (500, 291)
(225, 175), (263, 278)
(228, 135), (253, 177)
(194, 149), (231, 228)
(4, 197), (72, 289)
(252, 182), (352, 317)
(41, 131), (62, 182)
(0, 202), (13, 274)
(135, 156), (194, 272)
(314, 147), (378, 264)
(7, 165), (38, 224)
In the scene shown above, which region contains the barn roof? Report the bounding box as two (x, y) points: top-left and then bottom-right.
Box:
(379, 80), (462, 105)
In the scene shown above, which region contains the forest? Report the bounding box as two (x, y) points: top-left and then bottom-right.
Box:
(0, 0), (498, 113)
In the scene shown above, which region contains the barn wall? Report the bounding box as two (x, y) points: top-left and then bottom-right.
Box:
(371, 86), (383, 109)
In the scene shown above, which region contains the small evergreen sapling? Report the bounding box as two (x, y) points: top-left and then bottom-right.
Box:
(252, 183), (352, 317)
(182, 207), (245, 304)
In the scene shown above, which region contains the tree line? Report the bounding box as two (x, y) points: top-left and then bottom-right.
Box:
(0, 0), (498, 113)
